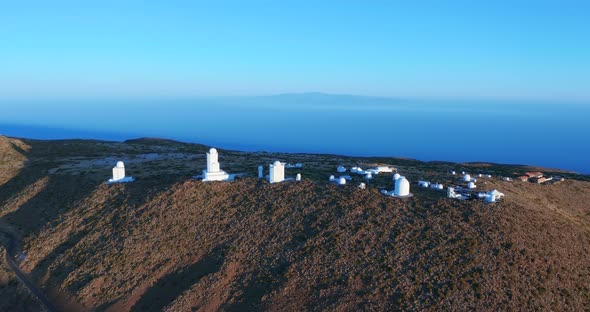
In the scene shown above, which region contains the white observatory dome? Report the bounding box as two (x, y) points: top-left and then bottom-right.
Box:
(116, 161), (125, 168)
(468, 182), (476, 189)
(463, 174), (471, 182)
(394, 177), (411, 197)
(273, 160), (282, 166)
(329, 175), (335, 181)
(338, 177), (347, 185)
(209, 148), (218, 154)
(393, 173), (401, 181)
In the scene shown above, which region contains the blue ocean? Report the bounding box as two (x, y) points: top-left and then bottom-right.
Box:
(1, 94), (588, 173)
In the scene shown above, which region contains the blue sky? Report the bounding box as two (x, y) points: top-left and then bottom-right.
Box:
(1, 0), (589, 101)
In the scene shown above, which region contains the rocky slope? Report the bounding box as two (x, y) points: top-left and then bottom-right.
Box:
(0, 136), (589, 311)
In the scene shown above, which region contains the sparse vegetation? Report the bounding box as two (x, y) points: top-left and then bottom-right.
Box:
(0, 135), (589, 311)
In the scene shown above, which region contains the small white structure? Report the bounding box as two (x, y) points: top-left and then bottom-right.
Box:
(451, 171), (456, 175)
(468, 182), (477, 189)
(337, 166), (347, 173)
(431, 183), (444, 190)
(503, 177), (512, 182)
(485, 189), (505, 203)
(258, 166), (264, 179)
(486, 174), (492, 178)
(351, 167), (365, 174)
(269, 161), (285, 183)
(107, 161), (134, 183)
(358, 183), (366, 189)
(393, 177), (412, 198)
(365, 172), (373, 180)
(393, 173), (401, 181)
(296, 173), (302, 181)
(202, 148), (230, 182)
(418, 181), (430, 188)
(447, 187), (467, 200)
(374, 166), (394, 173)
(462, 174), (472, 182)
(285, 163), (303, 169)
(329, 175), (347, 185)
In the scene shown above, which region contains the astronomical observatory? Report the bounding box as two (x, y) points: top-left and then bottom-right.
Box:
(393, 177), (413, 198)
(106, 161), (135, 184)
(269, 161), (285, 183)
(382, 176), (413, 198)
(202, 148), (231, 182)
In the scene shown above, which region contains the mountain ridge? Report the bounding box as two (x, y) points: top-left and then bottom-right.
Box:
(0, 136), (589, 311)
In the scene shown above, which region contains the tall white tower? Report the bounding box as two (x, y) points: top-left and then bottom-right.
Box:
(107, 161), (134, 184)
(269, 161), (285, 183)
(207, 148), (220, 173)
(112, 161), (126, 181)
(258, 165), (264, 179)
(202, 147), (230, 182)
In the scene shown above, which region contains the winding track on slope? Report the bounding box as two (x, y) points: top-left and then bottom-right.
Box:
(1, 231), (59, 312)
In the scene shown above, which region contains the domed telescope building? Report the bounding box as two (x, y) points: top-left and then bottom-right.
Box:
(393, 177), (413, 198)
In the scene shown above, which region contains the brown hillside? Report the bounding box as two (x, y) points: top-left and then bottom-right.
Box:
(0, 136), (589, 311)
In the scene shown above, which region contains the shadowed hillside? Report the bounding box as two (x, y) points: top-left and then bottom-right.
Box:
(0, 136), (589, 311)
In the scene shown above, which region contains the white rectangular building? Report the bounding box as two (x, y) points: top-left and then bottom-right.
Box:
(269, 161), (285, 183)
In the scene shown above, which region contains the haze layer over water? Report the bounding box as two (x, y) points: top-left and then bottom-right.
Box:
(1, 94), (588, 173)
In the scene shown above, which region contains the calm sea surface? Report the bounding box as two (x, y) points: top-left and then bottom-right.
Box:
(1, 95), (588, 173)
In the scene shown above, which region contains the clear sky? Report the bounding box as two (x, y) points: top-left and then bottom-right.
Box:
(1, 0), (589, 101)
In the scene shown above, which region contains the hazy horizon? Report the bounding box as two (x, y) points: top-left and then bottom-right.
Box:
(1, 1), (589, 100)
(1, 2), (589, 172)
(1, 94), (589, 174)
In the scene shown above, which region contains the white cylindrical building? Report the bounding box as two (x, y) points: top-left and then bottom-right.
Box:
(112, 161), (126, 181)
(296, 173), (301, 181)
(338, 177), (347, 185)
(206, 148), (220, 173)
(394, 177), (411, 197)
(269, 161), (285, 183)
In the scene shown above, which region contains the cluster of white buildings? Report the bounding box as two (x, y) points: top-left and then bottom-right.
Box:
(448, 187), (504, 203)
(349, 166), (395, 176)
(104, 147), (506, 205)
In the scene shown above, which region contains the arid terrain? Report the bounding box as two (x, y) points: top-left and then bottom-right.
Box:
(0, 135), (589, 311)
